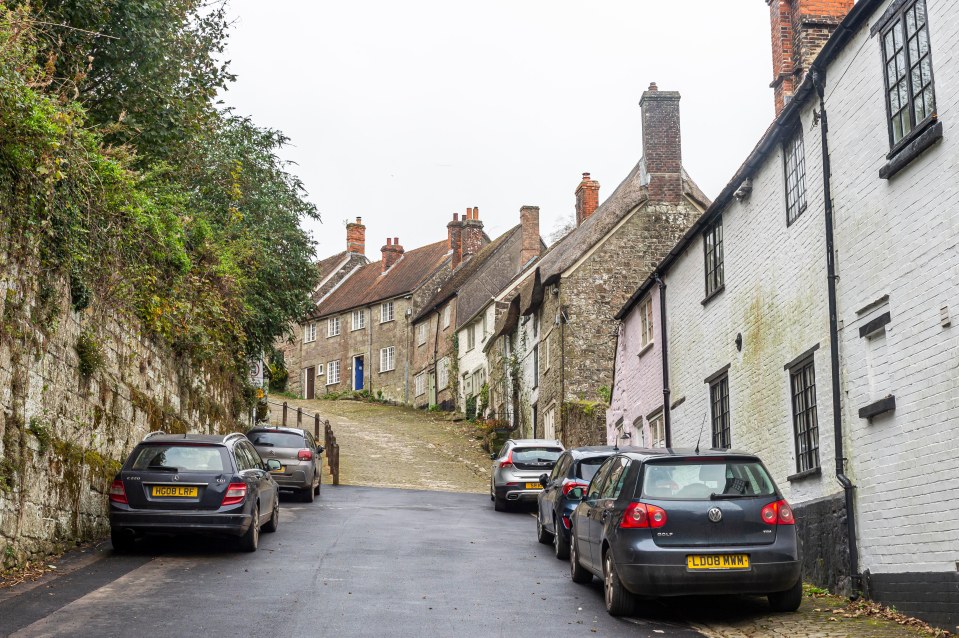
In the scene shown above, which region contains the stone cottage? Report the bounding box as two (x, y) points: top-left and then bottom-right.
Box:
(611, 0), (958, 629)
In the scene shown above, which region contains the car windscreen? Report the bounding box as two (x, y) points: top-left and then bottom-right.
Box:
(640, 460), (776, 500)
(247, 431), (306, 448)
(576, 457), (608, 481)
(511, 447), (562, 464)
(130, 445), (227, 472)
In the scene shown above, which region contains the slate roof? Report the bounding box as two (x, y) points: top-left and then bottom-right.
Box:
(412, 225), (544, 329)
(312, 240), (451, 318)
(536, 162), (709, 286)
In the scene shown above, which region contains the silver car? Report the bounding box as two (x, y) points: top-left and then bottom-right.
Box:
(247, 426), (324, 502)
(490, 439), (564, 511)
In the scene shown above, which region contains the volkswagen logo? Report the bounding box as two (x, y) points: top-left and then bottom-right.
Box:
(707, 507), (723, 523)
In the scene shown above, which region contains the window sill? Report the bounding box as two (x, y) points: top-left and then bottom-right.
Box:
(786, 467), (821, 483)
(380, 319), (395, 325)
(859, 395), (896, 420)
(701, 285), (726, 307)
(880, 120), (943, 180)
(636, 342), (654, 359)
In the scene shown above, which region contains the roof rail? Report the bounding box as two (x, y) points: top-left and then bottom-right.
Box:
(143, 431), (167, 440)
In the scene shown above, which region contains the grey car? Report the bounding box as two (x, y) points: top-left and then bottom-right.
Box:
(490, 438), (564, 511)
(247, 426), (324, 502)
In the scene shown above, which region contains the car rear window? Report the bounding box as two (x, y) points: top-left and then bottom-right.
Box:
(640, 460), (776, 500)
(248, 431), (306, 448)
(130, 445), (227, 472)
(512, 447), (562, 463)
(576, 457), (607, 481)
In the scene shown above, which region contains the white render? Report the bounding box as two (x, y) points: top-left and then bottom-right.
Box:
(456, 303), (496, 412)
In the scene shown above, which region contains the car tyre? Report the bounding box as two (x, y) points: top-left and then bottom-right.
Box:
(238, 504), (260, 552)
(569, 529), (592, 584)
(489, 481), (495, 502)
(302, 484), (315, 503)
(263, 498), (279, 533)
(110, 528), (136, 553)
(536, 516), (554, 544)
(314, 476), (321, 496)
(553, 517), (569, 560)
(493, 494), (507, 512)
(767, 579), (803, 612)
(604, 549), (637, 616)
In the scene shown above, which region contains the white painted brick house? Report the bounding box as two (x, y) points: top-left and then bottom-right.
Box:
(612, 0), (957, 629)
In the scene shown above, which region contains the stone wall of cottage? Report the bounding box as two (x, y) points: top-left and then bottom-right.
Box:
(826, 0), (959, 620)
(0, 253), (242, 566)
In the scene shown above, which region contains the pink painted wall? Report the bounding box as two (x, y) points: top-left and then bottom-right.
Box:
(607, 285), (665, 446)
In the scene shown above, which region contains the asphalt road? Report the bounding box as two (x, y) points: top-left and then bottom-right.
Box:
(0, 486), (705, 638)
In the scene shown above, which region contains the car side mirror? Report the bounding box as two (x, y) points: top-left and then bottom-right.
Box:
(539, 473), (550, 487)
(266, 459), (282, 471)
(490, 453), (496, 460)
(566, 487), (585, 501)
(316, 445), (325, 454)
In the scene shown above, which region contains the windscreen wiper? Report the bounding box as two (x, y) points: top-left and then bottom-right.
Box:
(709, 492), (762, 500)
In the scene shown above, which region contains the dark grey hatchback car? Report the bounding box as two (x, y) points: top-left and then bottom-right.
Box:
(568, 449), (802, 616)
(109, 432), (282, 552)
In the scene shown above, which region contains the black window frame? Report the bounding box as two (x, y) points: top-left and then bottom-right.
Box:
(879, 0), (937, 152)
(783, 126), (807, 225)
(789, 356), (821, 474)
(709, 374), (731, 450)
(703, 216), (724, 301)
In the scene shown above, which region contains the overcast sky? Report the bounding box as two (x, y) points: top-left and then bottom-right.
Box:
(222, 1), (776, 259)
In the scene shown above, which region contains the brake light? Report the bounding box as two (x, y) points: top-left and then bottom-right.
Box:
(562, 480), (588, 496)
(222, 482), (247, 506)
(761, 499), (796, 525)
(499, 451), (513, 469)
(297, 449), (313, 461)
(561, 514), (571, 530)
(620, 502), (668, 529)
(109, 479), (128, 504)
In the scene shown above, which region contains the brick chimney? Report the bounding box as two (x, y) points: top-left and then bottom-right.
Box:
(381, 237), (404, 273)
(460, 207), (487, 263)
(767, 0), (854, 115)
(574, 173), (601, 226)
(519, 206), (541, 266)
(448, 213), (464, 269)
(639, 82), (683, 205)
(346, 217), (366, 255)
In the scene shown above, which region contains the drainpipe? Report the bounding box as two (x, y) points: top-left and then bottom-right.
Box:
(654, 273), (672, 447)
(812, 67), (861, 596)
(432, 307), (441, 406)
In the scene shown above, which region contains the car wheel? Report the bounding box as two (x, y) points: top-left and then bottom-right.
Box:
(536, 516), (554, 544)
(110, 528), (136, 553)
(767, 579), (803, 612)
(569, 528), (592, 584)
(604, 549), (637, 616)
(493, 494), (507, 512)
(263, 498), (279, 533)
(489, 481), (495, 502)
(553, 517), (569, 560)
(314, 476), (321, 496)
(239, 504), (260, 552)
(302, 484), (315, 503)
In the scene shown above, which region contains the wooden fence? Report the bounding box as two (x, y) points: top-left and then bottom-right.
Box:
(267, 400), (339, 485)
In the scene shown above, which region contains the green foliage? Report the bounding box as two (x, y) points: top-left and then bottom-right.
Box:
(465, 395), (477, 421)
(597, 385), (611, 404)
(267, 351), (289, 393)
(477, 382), (489, 418)
(28, 417), (51, 455)
(75, 329), (102, 378)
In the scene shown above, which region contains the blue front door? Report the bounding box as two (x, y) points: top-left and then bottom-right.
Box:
(354, 356), (364, 390)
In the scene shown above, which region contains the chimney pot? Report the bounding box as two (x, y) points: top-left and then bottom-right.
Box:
(648, 82), (658, 91)
(460, 204), (487, 264)
(575, 172), (601, 226)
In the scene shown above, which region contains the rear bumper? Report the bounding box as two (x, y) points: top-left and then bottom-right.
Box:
(110, 510), (253, 538)
(495, 485), (542, 502)
(272, 470), (310, 490)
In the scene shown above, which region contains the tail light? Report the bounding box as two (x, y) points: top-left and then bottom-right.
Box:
(620, 502), (668, 529)
(499, 451), (513, 469)
(761, 499), (795, 525)
(109, 479), (128, 504)
(561, 514), (571, 530)
(297, 449), (313, 461)
(562, 480), (589, 496)
(222, 482), (248, 506)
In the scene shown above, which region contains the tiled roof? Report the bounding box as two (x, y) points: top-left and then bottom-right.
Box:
(313, 240), (451, 318)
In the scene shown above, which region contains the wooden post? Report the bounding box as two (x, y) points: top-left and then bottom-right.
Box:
(297, 407), (302, 427)
(332, 440), (340, 485)
(314, 413), (320, 439)
(282, 402), (288, 426)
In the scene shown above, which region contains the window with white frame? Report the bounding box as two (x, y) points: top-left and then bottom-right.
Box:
(463, 372), (473, 398)
(544, 405), (556, 439)
(417, 322), (427, 346)
(352, 309), (366, 331)
(443, 305), (451, 329)
(380, 346), (395, 372)
(304, 322), (317, 343)
(328, 316), (340, 337)
(466, 324), (476, 351)
(437, 357), (449, 390)
(648, 411), (665, 447)
(381, 301), (395, 323)
(414, 372), (426, 397)
(326, 360), (340, 385)
(532, 344), (539, 389)
(640, 297), (654, 348)
(471, 368), (485, 397)
(543, 333), (550, 371)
